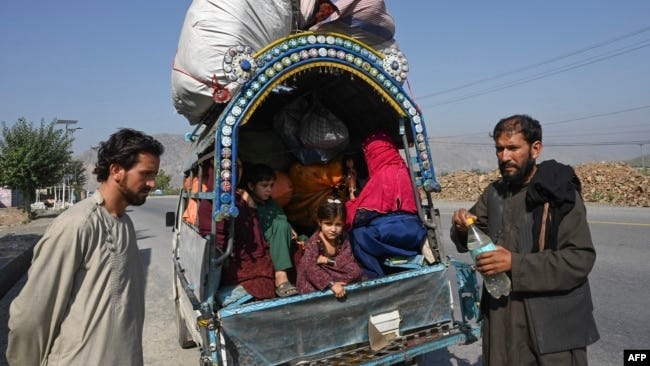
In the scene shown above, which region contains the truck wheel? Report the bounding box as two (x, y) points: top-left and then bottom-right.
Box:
(175, 297), (196, 348)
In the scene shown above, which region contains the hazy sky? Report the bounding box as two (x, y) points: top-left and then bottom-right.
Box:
(1, 1), (649, 156)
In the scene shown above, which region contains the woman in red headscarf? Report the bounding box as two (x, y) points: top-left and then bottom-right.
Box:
(345, 132), (426, 278)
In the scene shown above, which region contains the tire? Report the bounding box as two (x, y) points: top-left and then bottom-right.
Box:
(175, 290), (196, 348)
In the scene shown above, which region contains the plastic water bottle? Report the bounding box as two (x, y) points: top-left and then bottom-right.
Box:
(465, 217), (511, 298)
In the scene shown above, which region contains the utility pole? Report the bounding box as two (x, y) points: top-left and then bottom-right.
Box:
(56, 119), (78, 133)
(641, 143), (646, 174)
(56, 119), (80, 207)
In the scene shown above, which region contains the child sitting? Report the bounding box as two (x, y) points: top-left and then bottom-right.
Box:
(243, 163), (300, 297)
(211, 159), (276, 300)
(296, 197), (363, 298)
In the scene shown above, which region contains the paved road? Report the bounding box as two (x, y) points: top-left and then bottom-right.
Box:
(1, 197), (649, 365)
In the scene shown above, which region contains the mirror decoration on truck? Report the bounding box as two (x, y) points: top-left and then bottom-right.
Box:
(210, 32), (440, 222)
(222, 45), (257, 86)
(381, 48), (409, 83)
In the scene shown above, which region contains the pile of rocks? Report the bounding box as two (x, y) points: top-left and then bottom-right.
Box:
(576, 162), (648, 207)
(432, 162), (649, 207)
(432, 170), (500, 202)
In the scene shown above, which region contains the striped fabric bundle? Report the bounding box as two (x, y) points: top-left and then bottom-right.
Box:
(304, 0), (399, 50)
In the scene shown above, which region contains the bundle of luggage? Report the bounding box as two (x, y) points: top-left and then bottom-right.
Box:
(171, 0), (403, 124)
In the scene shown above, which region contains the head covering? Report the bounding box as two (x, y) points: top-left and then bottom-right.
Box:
(345, 132), (418, 227)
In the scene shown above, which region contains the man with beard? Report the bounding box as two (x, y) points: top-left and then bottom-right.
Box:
(7, 128), (164, 366)
(450, 115), (599, 365)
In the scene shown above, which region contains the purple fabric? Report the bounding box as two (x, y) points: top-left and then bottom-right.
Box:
(296, 230), (363, 293)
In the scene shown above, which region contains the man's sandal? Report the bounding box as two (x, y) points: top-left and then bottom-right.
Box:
(275, 282), (299, 297)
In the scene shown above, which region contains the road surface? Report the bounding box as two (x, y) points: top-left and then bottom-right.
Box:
(1, 197), (648, 365)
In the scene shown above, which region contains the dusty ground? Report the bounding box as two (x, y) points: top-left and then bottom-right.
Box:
(0, 207), (61, 228)
(0, 209), (57, 300)
(0, 208), (28, 227)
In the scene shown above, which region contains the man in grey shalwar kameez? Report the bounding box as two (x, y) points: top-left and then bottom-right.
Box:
(7, 128), (164, 366)
(451, 115), (599, 366)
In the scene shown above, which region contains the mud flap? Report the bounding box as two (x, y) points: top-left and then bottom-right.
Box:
(369, 310), (401, 351)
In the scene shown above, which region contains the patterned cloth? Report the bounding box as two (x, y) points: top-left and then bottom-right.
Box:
(311, 0), (396, 44)
(216, 194), (276, 300)
(296, 230), (363, 293)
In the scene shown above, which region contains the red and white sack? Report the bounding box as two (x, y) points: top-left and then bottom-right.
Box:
(171, 0), (293, 125)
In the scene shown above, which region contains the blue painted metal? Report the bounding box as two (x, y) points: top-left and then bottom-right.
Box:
(451, 258), (482, 323)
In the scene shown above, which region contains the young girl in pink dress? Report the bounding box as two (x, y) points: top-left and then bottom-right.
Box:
(296, 198), (363, 298)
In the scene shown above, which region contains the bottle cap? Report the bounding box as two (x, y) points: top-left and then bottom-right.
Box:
(465, 217), (474, 225)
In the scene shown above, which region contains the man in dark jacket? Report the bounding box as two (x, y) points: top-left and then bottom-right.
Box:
(451, 114), (599, 365)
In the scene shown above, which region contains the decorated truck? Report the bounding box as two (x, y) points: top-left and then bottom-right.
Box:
(167, 1), (481, 365)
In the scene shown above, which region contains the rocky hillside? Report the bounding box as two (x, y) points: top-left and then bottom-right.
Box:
(432, 162), (649, 207)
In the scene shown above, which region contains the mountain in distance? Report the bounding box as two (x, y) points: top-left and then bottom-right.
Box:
(78, 134), (644, 190)
(80, 133), (189, 191)
(429, 137), (645, 174)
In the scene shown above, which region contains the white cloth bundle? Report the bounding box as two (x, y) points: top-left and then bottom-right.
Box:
(171, 0), (293, 125)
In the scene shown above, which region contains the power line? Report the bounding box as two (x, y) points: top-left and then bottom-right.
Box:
(429, 104), (650, 139)
(545, 129), (650, 138)
(544, 140), (650, 147)
(548, 122), (649, 131)
(419, 40), (650, 108)
(546, 122), (649, 134)
(427, 138), (650, 147)
(414, 25), (650, 101)
(543, 104), (650, 126)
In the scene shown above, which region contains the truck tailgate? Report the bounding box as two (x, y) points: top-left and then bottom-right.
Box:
(218, 265), (453, 365)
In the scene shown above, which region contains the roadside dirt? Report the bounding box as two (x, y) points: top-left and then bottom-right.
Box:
(0, 208), (28, 227)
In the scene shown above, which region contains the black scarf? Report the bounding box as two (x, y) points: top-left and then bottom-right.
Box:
(525, 160), (582, 252)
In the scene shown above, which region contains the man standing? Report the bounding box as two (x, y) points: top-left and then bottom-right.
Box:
(450, 115), (599, 365)
(7, 128), (164, 366)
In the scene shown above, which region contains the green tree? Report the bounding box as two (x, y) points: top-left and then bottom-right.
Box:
(67, 159), (88, 202)
(0, 118), (73, 212)
(155, 169), (172, 192)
